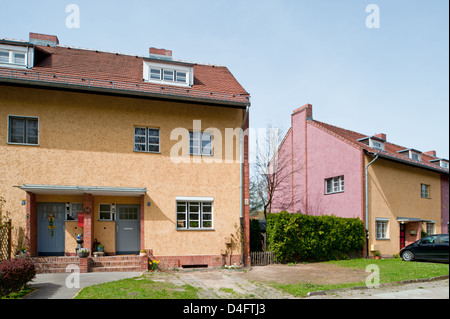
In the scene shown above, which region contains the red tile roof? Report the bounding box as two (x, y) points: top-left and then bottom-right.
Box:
(0, 39), (250, 106)
(309, 119), (449, 173)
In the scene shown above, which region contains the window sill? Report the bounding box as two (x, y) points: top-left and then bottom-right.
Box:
(7, 142), (39, 147)
(375, 238), (390, 241)
(324, 191), (344, 195)
(134, 150), (161, 154)
(176, 228), (215, 231)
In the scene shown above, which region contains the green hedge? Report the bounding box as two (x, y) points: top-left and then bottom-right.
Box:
(266, 212), (365, 263)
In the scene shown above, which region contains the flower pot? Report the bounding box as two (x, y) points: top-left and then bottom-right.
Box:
(78, 252), (89, 258)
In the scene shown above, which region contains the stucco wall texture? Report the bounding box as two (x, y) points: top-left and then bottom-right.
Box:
(0, 85), (246, 259)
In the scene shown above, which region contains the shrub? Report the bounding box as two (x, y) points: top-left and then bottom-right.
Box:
(266, 212), (365, 263)
(0, 258), (36, 297)
(250, 219), (263, 252)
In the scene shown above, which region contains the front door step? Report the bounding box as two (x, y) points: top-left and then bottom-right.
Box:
(32, 255), (144, 273)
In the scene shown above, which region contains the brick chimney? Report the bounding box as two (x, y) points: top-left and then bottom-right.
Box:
(149, 47), (172, 60)
(29, 32), (59, 47)
(423, 150), (437, 157)
(292, 104), (313, 119)
(374, 133), (386, 141)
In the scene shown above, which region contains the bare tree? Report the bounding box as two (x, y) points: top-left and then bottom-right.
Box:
(250, 124), (304, 220)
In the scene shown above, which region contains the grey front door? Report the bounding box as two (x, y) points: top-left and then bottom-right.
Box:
(116, 205), (140, 254)
(37, 203), (65, 256)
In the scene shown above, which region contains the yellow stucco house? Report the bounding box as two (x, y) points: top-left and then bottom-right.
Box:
(0, 32), (251, 271)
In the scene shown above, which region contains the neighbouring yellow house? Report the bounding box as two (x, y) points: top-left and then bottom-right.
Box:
(0, 32), (251, 271)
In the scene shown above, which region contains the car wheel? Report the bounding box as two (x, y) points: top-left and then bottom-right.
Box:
(402, 250), (414, 261)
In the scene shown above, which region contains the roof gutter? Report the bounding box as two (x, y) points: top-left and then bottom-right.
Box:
(365, 152), (379, 258)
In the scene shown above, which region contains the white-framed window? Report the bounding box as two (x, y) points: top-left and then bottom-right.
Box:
(0, 48), (27, 67)
(66, 203), (83, 221)
(410, 151), (421, 161)
(369, 139), (385, 151)
(440, 161), (449, 169)
(7, 115), (39, 145)
(325, 175), (344, 194)
(143, 61), (193, 87)
(99, 203), (115, 221)
(421, 184), (430, 199)
(426, 222), (435, 235)
(176, 201), (213, 230)
(375, 219), (389, 239)
(189, 131), (212, 156)
(134, 127), (160, 153)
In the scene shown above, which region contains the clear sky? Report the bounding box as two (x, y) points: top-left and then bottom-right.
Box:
(1, 0), (448, 158)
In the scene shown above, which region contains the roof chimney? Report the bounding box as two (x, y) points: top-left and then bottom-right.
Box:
(149, 47), (172, 60)
(423, 150), (437, 157)
(374, 133), (386, 141)
(29, 32), (59, 47)
(292, 104), (313, 119)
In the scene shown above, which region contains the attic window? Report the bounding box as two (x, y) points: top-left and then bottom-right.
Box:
(143, 61), (192, 87)
(408, 151), (421, 162)
(0, 48), (27, 67)
(369, 139), (385, 151)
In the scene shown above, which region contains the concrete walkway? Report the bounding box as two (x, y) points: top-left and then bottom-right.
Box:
(23, 271), (142, 299)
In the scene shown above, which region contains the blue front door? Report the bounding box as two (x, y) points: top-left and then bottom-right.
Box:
(37, 203), (65, 256)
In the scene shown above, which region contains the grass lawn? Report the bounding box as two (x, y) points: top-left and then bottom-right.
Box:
(271, 258), (449, 298)
(74, 274), (200, 299)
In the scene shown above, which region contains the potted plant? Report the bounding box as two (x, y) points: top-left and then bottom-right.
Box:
(140, 249), (148, 257)
(148, 259), (160, 272)
(374, 251), (381, 260)
(78, 248), (90, 258)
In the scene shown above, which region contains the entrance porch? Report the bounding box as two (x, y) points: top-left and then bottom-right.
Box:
(20, 184), (147, 260)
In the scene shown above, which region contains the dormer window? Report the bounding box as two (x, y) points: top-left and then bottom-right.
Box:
(430, 159), (449, 169)
(357, 136), (385, 151)
(410, 152), (421, 161)
(0, 45), (29, 68)
(369, 139), (385, 151)
(143, 60), (193, 87)
(397, 149), (422, 162)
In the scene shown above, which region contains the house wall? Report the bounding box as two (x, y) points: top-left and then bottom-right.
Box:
(0, 85), (247, 264)
(306, 123), (362, 218)
(271, 105), (363, 219)
(441, 175), (449, 234)
(366, 156), (442, 256)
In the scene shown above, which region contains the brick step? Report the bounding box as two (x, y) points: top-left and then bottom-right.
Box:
(90, 256), (142, 272)
(32, 257), (80, 274)
(90, 265), (142, 272)
(31, 255), (145, 273)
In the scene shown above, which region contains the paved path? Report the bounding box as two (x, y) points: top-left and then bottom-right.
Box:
(23, 272), (142, 299)
(306, 279), (449, 299)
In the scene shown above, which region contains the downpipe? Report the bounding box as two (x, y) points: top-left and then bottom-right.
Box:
(365, 153), (379, 258)
(240, 106), (249, 266)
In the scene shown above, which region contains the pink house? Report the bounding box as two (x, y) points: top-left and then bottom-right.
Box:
(272, 104), (449, 256)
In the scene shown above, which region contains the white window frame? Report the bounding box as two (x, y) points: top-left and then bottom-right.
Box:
(176, 199), (214, 230)
(440, 160), (449, 169)
(189, 131), (213, 156)
(143, 61), (193, 87)
(375, 218), (389, 239)
(0, 44), (29, 68)
(409, 150), (421, 162)
(421, 184), (430, 199)
(426, 222), (435, 235)
(7, 115), (39, 146)
(369, 138), (385, 151)
(134, 127), (160, 153)
(99, 203), (115, 221)
(325, 175), (344, 194)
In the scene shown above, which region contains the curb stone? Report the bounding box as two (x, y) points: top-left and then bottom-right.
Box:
(306, 275), (449, 297)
